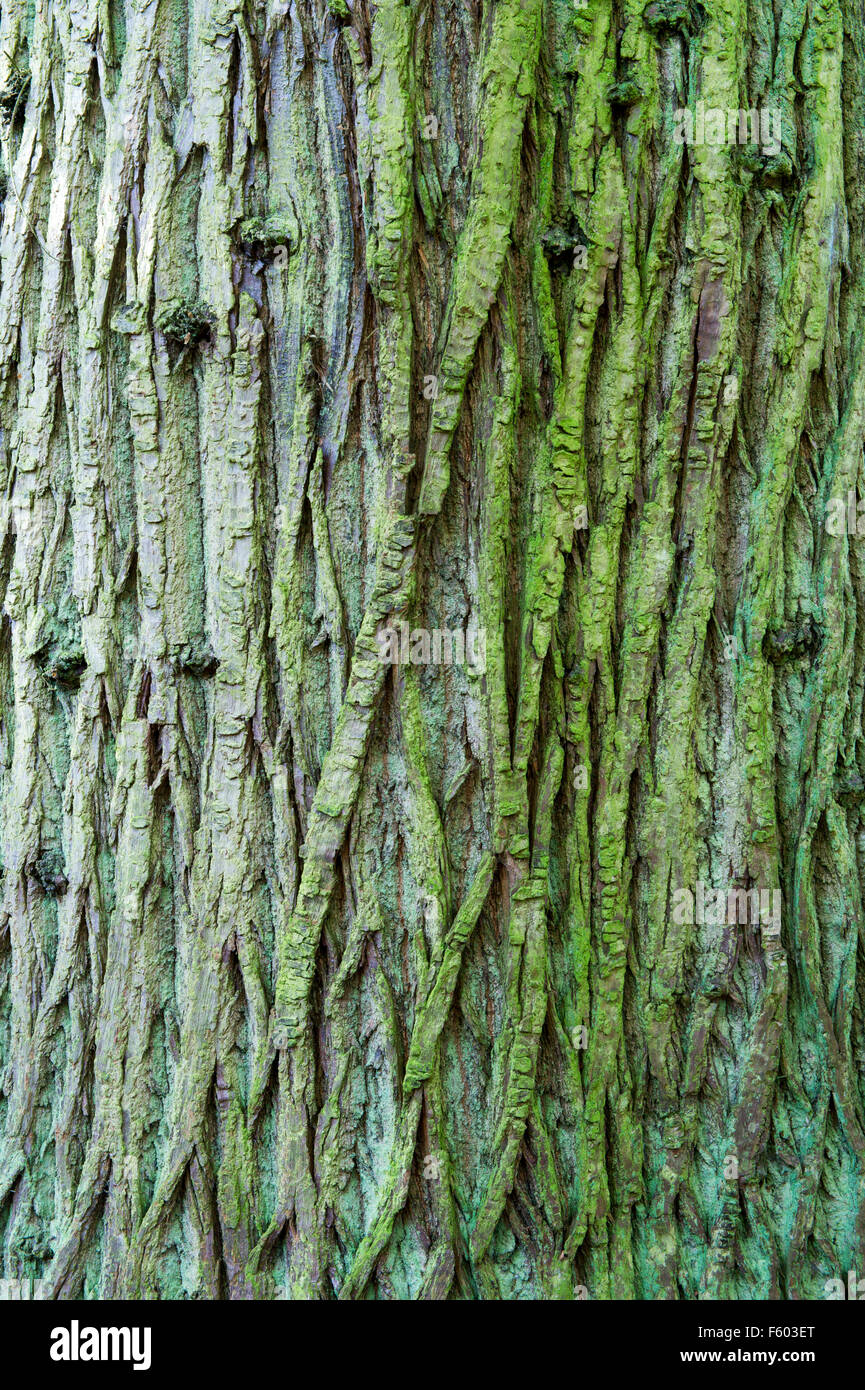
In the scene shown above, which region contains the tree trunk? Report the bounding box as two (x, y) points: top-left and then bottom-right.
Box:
(0, 0), (863, 1301)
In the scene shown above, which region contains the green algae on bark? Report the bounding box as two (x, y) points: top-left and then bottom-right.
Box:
(0, 0), (864, 1302)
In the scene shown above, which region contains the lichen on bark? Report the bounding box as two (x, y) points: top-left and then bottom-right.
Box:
(0, 0), (864, 1301)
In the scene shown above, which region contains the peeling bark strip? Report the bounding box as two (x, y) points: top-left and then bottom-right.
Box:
(0, 0), (864, 1304)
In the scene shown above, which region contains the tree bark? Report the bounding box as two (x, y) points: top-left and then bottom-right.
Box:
(0, 0), (863, 1300)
